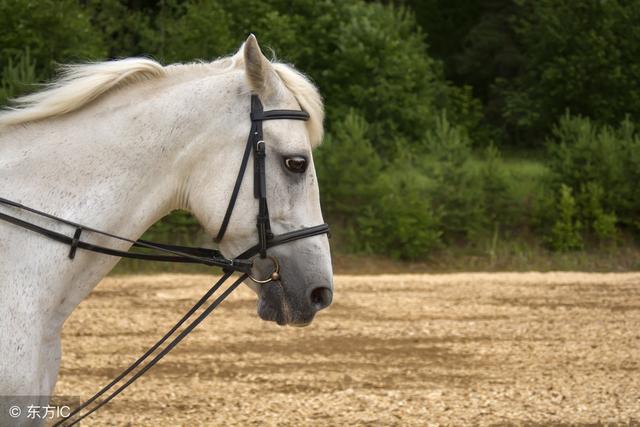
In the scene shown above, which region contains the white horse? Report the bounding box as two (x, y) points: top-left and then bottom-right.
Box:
(0, 35), (333, 425)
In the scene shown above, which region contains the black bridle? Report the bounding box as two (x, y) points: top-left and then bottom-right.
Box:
(0, 94), (330, 425)
(214, 95), (329, 280)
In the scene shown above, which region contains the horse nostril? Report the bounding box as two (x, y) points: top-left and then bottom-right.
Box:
(309, 287), (333, 311)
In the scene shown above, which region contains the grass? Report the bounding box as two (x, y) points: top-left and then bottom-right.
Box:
(328, 237), (640, 274)
(470, 147), (550, 204)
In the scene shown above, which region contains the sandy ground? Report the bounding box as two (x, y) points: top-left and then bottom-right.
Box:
(54, 273), (640, 426)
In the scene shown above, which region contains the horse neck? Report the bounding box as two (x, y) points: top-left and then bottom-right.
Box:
(0, 71), (245, 335)
(0, 72), (236, 242)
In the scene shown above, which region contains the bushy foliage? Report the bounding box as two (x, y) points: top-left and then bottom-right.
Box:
(0, 0), (104, 81)
(547, 184), (583, 251)
(405, 0), (518, 142)
(499, 0), (640, 144)
(0, 49), (40, 105)
(315, 111), (382, 218)
(223, 1), (481, 156)
(479, 144), (512, 227)
(407, 0), (640, 148)
(581, 182), (618, 243)
(543, 114), (640, 245)
(342, 112), (512, 258)
(320, 3), (443, 156)
(4, 0), (639, 261)
(84, 0), (156, 58)
(356, 162), (442, 260)
(316, 110), (441, 260)
(141, 0), (235, 63)
(421, 112), (485, 241)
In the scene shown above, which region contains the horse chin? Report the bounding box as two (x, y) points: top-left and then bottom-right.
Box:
(257, 299), (287, 325)
(256, 282), (315, 327)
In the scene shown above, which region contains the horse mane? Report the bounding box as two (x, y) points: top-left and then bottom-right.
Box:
(0, 58), (166, 129)
(0, 55), (324, 147)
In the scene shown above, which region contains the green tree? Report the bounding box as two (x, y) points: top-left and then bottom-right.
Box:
(221, 1), (482, 156)
(85, 0), (156, 58)
(397, 0), (519, 103)
(396, 0), (520, 145)
(0, 0), (105, 81)
(479, 144), (512, 228)
(140, 0), (235, 63)
(356, 163), (442, 260)
(545, 114), (640, 237)
(547, 184), (583, 251)
(0, 49), (39, 105)
(499, 0), (640, 145)
(422, 111), (485, 241)
(315, 110), (383, 218)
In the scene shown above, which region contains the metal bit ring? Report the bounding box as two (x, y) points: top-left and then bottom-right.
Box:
(248, 255), (281, 284)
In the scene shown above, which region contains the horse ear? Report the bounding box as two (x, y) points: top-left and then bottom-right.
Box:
(243, 34), (277, 95)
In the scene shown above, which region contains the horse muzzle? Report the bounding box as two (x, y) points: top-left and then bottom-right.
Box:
(252, 254), (333, 326)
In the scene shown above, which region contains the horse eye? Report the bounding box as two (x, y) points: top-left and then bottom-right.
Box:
(284, 156), (308, 173)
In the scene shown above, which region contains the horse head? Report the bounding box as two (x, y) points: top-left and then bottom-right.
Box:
(186, 36), (333, 326)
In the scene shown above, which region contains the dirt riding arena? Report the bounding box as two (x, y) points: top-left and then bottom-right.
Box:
(56, 273), (640, 426)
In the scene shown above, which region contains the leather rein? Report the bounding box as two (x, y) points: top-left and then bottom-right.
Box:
(0, 94), (329, 425)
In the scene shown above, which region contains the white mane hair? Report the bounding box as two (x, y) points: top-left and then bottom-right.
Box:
(0, 55), (324, 147)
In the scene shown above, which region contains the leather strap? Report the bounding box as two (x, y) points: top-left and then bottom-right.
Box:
(56, 272), (246, 427)
(0, 203), (253, 272)
(68, 228), (83, 259)
(235, 223), (330, 261)
(214, 121), (255, 243)
(251, 110), (310, 121)
(216, 95), (312, 258)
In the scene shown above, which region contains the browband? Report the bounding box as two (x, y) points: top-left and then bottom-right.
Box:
(251, 110), (310, 121)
